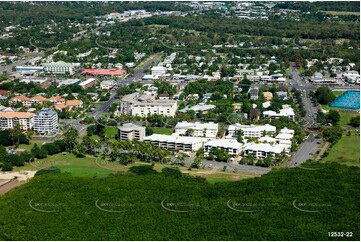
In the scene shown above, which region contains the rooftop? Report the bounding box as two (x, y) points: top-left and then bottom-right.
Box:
(204, 139), (242, 149)
(175, 121), (219, 130)
(0, 111), (34, 119)
(36, 108), (57, 116)
(122, 92), (177, 106)
(118, 123), (145, 132)
(81, 69), (126, 76)
(144, 133), (207, 144)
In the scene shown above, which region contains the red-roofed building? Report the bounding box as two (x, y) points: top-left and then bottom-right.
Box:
(0, 90), (10, 96)
(81, 69), (126, 77)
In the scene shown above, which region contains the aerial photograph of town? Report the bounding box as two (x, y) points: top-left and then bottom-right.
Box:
(0, 0), (359, 241)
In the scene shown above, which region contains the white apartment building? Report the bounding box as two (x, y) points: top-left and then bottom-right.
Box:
(118, 123), (145, 141)
(120, 92), (178, 117)
(175, 121), (219, 138)
(243, 143), (285, 159)
(227, 124), (276, 138)
(151, 66), (167, 76)
(263, 105), (295, 121)
(43, 61), (73, 75)
(144, 134), (207, 152)
(0, 111), (34, 130)
(33, 108), (58, 133)
(204, 139), (243, 156)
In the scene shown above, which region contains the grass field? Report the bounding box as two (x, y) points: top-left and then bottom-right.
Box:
(320, 104), (359, 127)
(17, 141), (45, 151)
(13, 152), (258, 182)
(152, 127), (174, 135)
(332, 91), (345, 98)
(322, 135), (360, 167)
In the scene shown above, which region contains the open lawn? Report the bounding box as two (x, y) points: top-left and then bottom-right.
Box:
(332, 91), (345, 98)
(322, 135), (360, 167)
(14, 152), (256, 182)
(320, 105), (358, 127)
(17, 141), (45, 151)
(338, 112), (359, 126)
(152, 127), (174, 135)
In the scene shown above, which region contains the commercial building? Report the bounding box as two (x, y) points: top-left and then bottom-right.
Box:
(81, 69), (126, 76)
(175, 121), (219, 138)
(118, 123), (145, 141)
(20, 78), (51, 88)
(120, 92), (178, 117)
(144, 134), (207, 152)
(79, 78), (96, 89)
(33, 108), (58, 133)
(43, 61), (73, 75)
(227, 124), (276, 138)
(204, 139), (243, 156)
(100, 80), (116, 90)
(0, 111), (34, 130)
(15, 66), (44, 72)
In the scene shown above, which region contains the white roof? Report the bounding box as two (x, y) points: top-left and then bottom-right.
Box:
(262, 101), (271, 108)
(151, 66), (166, 71)
(280, 127), (295, 135)
(228, 124), (276, 133)
(259, 136), (276, 143)
(190, 103), (215, 112)
(276, 133), (293, 140)
(118, 123), (144, 132)
(144, 134), (207, 145)
(204, 139), (242, 150)
(79, 78), (96, 86)
(101, 80), (116, 85)
(264, 108), (295, 117)
(175, 121), (219, 131)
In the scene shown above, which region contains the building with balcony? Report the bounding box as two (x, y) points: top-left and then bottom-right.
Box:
(175, 121), (219, 138)
(118, 123), (145, 141)
(0, 111), (34, 130)
(33, 108), (58, 133)
(120, 92), (177, 117)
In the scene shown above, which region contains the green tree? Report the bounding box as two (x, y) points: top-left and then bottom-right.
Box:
(63, 126), (79, 151)
(326, 110), (340, 125)
(349, 115), (360, 127)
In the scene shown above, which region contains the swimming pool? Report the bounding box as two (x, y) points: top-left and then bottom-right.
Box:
(330, 91), (360, 110)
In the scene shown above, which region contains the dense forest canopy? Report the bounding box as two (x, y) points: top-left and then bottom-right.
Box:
(275, 1), (360, 12)
(0, 162), (359, 240)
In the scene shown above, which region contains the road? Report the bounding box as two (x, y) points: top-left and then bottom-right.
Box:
(288, 64), (318, 127)
(91, 53), (163, 119)
(59, 53), (164, 135)
(287, 133), (322, 167)
(286, 64), (323, 167)
(0, 179), (23, 196)
(181, 157), (271, 175)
